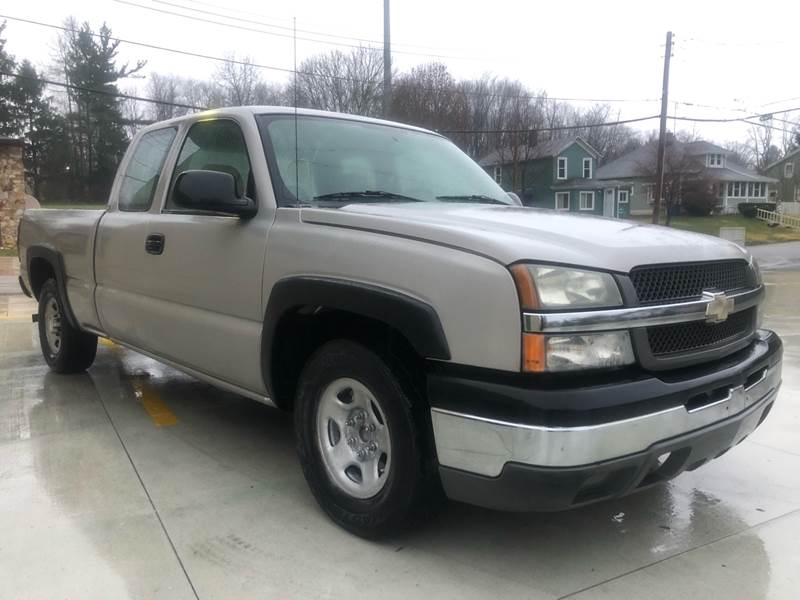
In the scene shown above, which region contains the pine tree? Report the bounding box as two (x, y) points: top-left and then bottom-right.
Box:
(14, 61), (70, 198)
(60, 21), (144, 200)
(0, 21), (19, 137)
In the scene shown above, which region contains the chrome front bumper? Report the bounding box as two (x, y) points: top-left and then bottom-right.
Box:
(432, 358), (781, 478)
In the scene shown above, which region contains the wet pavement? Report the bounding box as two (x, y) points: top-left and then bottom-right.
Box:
(0, 257), (798, 599)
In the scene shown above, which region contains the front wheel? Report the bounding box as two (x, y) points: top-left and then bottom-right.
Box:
(37, 279), (97, 373)
(294, 339), (440, 538)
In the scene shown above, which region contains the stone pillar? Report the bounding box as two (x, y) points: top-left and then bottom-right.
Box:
(0, 138), (26, 250)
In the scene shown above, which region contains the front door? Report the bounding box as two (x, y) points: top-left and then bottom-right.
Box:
(142, 117), (272, 394)
(603, 188), (615, 217)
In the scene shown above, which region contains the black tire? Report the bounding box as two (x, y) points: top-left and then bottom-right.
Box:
(294, 339), (441, 539)
(37, 279), (97, 373)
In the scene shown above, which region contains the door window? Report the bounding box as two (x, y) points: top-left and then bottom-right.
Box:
(167, 119), (253, 211)
(118, 127), (177, 212)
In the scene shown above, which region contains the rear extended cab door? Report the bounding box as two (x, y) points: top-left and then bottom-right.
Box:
(94, 124), (180, 349)
(123, 113), (274, 395)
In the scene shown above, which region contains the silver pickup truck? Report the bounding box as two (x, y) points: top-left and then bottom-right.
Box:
(17, 107), (783, 538)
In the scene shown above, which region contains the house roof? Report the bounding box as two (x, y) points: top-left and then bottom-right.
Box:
(478, 136), (600, 167)
(595, 140), (777, 183)
(683, 140), (730, 156)
(702, 164), (777, 183)
(765, 146), (800, 171)
(551, 179), (633, 190)
(594, 145), (657, 179)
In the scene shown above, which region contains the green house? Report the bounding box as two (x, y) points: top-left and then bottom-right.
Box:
(478, 137), (633, 218)
(764, 147), (800, 205)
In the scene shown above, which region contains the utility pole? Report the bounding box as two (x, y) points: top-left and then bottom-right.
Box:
(383, 0), (392, 118)
(652, 31), (673, 225)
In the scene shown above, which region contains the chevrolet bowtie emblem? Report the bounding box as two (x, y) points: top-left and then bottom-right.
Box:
(703, 290), (734, 324)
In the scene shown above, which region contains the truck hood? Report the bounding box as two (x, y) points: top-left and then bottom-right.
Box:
(301, 203), (749, 272)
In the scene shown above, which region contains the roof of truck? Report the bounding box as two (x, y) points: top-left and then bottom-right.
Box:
(146, 106), (442, 137)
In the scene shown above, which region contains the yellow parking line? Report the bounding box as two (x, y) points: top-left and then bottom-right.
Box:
(130, 376), (179, 427)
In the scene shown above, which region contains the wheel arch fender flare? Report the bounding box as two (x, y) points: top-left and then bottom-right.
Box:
(26, 245), (80, 329)
(261, 276), (451, 399)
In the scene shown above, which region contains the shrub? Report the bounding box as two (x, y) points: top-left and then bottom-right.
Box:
(681, 179), (717, 216)
(738, 202), (777, 218)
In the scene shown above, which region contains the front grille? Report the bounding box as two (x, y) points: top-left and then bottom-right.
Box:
(631, 261), (750, 304)
(647, 307), (755, 356)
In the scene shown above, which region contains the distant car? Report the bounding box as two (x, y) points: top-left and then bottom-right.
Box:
(17, 107), (782, 538)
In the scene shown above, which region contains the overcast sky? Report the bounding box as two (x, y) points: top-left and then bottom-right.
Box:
(3, 0), (798, 145)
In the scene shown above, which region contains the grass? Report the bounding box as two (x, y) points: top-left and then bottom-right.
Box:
(631, 214), (800, 245)
(0, 248), (18, 257)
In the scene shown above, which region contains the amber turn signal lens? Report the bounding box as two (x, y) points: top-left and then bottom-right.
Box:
(509, 264), (539, 310)
(522, 333), (546, 373)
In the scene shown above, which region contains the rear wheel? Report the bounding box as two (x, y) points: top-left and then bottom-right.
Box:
(37, 279), (97, 373)
(294, 339), (440, 538)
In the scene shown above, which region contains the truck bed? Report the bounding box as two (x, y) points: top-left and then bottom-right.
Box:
(18, 208), (106, 331)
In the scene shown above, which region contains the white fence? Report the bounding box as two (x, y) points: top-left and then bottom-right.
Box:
(780, 202), (800, 216)
(757, 209), (800, 229)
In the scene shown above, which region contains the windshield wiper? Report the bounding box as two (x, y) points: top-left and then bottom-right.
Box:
(313, 190), (424, 203)
(435, 194), (507, 205)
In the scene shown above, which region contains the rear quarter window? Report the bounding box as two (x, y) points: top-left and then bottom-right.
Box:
(118, 127), (177, 212)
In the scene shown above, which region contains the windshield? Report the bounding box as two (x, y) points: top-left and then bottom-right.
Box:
(256, 114), (511, 207)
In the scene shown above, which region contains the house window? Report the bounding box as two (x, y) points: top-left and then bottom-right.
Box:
(557, 157), (567, 180)
(748, 182), (754, 197)
(555, 192), (570, 210)
(643, 183), (655, 203)
(579, 191), (595, 211)
(618, 190), (629, 203)
(493, 166), (502, 184)
(786, 162), (795, 178)
(708, 154), (724, 167)
(582, 158), (592, 179)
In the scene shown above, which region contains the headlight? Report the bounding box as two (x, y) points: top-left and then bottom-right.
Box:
(749, 255), (762, 286)
(539, 332), (634, 372)
(510, 264), (622, 309)
(522, 331), (635, 372)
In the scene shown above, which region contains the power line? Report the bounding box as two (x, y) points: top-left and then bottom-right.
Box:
(181, 0), (477, 53)
(114, 0), (487, 61)
(0, 14), (661, 105)
(0, 69), (206, 110)
(153, 0), (465, 54)
(668, 107), (800, 124)
(6, 68), (793, 138)
(675, 100), (800, 125)
(439, 114), (661, 134)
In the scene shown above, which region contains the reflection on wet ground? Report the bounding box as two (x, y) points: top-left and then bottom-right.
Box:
(0, 267), (798, 599)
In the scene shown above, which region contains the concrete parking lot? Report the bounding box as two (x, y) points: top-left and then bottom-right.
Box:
(0, 254), (798, 599)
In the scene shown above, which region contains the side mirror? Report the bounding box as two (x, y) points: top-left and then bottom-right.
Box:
(507, 192), (522, 206)
(173, 170), (257, 218)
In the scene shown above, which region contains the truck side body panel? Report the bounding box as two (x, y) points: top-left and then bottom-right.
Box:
(19, 208), (105, 332)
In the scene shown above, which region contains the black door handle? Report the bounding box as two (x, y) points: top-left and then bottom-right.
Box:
(145, 233), (165, 255)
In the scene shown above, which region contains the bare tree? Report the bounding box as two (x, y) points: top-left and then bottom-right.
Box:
(180, 78), (225, 110)
(146, 73), (185, 121)
(635, 134), (698, 224)
(290, 47), (384, 117)
(748, 121), (776, 171)
(723, 140), (755, 169)
(392, 62), (470, 139)
(216, 54), (262, 106)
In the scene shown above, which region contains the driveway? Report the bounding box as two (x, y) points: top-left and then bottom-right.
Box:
(0, 265), (798, 599)
(749, 241), (800, 271)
